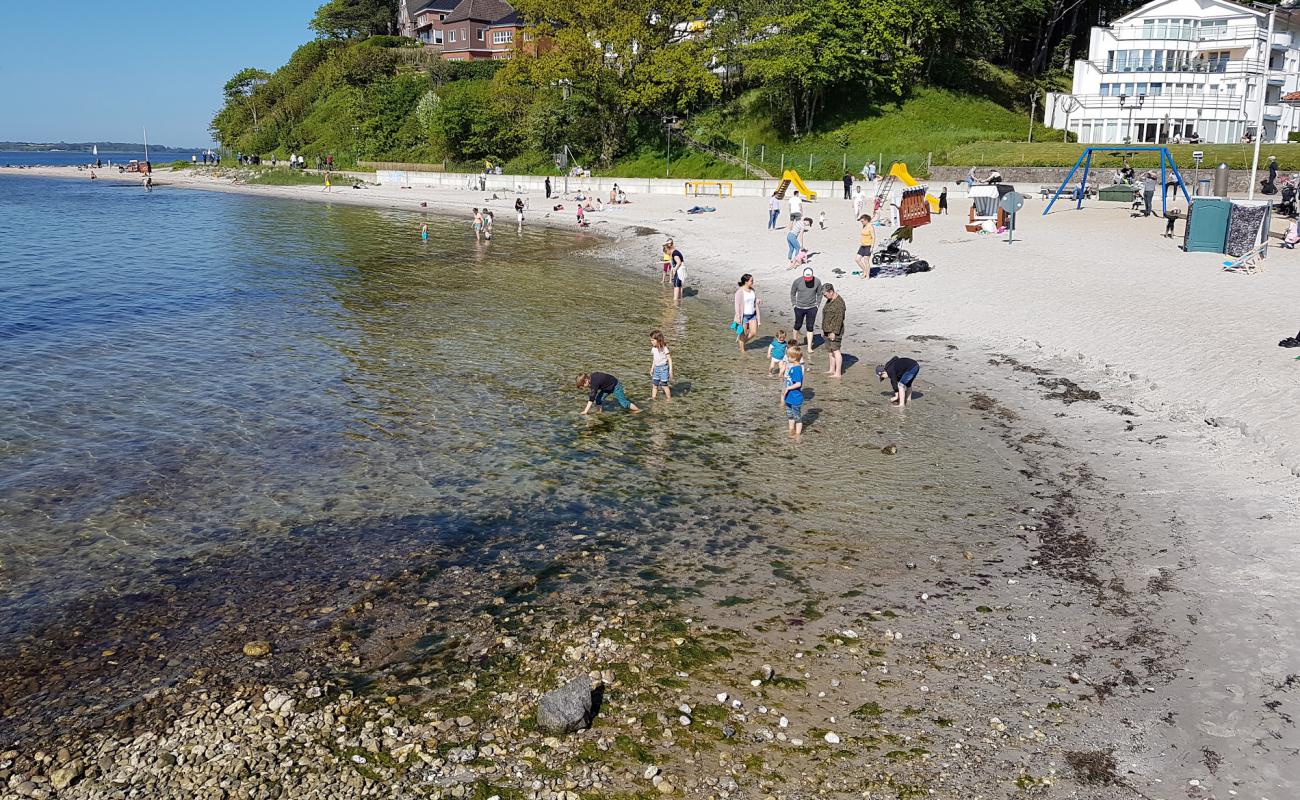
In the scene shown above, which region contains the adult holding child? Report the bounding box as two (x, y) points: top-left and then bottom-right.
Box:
(790, 267), (823, 352)
(733, 273), (762, 353)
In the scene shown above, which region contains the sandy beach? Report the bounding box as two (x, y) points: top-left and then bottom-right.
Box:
(4, 164), (1300, 797)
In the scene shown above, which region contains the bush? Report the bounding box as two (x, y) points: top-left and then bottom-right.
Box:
(1289, 131), (1300, 143)
(358, 35), (421, 49)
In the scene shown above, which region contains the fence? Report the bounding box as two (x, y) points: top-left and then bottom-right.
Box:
(373, 169), (883, 199)
(360, 160), (447, 172)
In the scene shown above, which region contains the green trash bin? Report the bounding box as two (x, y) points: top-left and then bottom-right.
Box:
(1098, 184), (1134, 202)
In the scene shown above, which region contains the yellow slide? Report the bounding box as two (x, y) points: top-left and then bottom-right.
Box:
(888, 162), (940, 212)
(780, 170), (817, 200)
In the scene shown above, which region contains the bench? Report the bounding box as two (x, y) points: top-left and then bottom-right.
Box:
(684, 180), (734, 198)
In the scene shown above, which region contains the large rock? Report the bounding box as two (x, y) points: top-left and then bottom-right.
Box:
(536, 676), (596, 733)
(50, 760), (84, 790)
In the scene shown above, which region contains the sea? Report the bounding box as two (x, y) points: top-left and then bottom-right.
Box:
(0, 173), (1030, 646)
(0, 150), (206, 168)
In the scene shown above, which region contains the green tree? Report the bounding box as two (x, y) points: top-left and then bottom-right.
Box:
(310, 0), (399, 40)
(501, 0), (721, 164)
(223, 68), (272, 133)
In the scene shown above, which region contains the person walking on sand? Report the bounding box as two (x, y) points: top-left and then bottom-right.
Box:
(854, 214), (875, 276)
(669, 241), (688, 304)
(515, 197), (525, 232)
(734, 273), (761, 353)
(649, 330), (674, 400)
(323, 170), (332, 192)
(852, 184), (866, 219)
(472, 208), (484, 241)
(767, 191), (781, 230)
(842, 172), (853, 200)
(790, 267), (823, 352)
(821, 284), (845, 378)
(876, 356), (920, 407)
(578, 372), (641, 414)
(938, 187), (948, 215)
(788, 190), (803, 230)
(787, 217), (812, 267)
(783, 347), (805, 437)
(545, 176), (552, 199)
(1141, 172), (1156, 217)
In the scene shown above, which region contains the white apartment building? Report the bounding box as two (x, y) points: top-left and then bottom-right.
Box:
(1043, 0), (1300, 144)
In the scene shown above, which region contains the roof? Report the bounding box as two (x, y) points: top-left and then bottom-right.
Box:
(413, 0), (461, 15)
(489, 10), (521, 27)
(443, 0), (517, 24)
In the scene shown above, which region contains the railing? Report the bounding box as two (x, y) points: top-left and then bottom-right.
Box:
(359, 160), (447, 172)
(1086, 58), (1268, 76)
(1107, 23), (1262, 42)
(1065, 93), (1246, 111)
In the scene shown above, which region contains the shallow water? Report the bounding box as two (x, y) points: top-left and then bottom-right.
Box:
(0, 175), (1029, 642)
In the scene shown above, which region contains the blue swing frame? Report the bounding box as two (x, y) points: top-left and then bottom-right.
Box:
(1042, 146), (1192, 216)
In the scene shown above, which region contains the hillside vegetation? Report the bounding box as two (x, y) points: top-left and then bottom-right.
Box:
(212, 0), (1119, 177)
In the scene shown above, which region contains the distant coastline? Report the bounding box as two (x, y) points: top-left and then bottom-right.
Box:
(0, 141), (200, 153)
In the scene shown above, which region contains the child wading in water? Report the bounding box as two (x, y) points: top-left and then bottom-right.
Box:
(649, 331), (674, 400)
(768, 329), (789, 375)
(472, 208), (484, 241)
(484, 211), (494, 240)
(659, 243), (672, 285)
(578, 372), (641, 414)
(783, 347), (805, 436)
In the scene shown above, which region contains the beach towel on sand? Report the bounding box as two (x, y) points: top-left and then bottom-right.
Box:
(686, 206), (716, 214)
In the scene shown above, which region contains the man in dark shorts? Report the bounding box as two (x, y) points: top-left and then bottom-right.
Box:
(821, 284), (845, 377)
(876, 356), (920, 407)
(789, 267), (823, 351)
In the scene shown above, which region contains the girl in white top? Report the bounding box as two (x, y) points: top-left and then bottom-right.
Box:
(732, 273), (761, 354)
(649, 330), (674, 400)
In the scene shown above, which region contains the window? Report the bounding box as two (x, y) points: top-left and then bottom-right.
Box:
(477, 28), (485, 41)
(448, 30), (456, 42)
(493, 29), (514, 44)
(435, 30), (443, 44)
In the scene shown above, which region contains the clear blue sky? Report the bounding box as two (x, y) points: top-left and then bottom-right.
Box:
(0, 1), (320, 148)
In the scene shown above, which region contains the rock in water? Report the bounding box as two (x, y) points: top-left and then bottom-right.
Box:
(50, 760), (84, 790)
(242, 641), (271, 658)
(881, 444), (898, 455)
(537, 675), (595, 733)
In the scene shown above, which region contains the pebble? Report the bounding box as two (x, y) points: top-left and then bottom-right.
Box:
(778, 716), (789, 728)
(241, 641), (271, 658)
(824, 732), (841, 744)
(678, 716), (691, 726)
(656, 780), (676, 795)
(644, 766), (660, 780)
(881, 444), (898, 455)
(761, 664), (775, 680)
(677, 704), (692, 715)
(715, 693), (729, 703)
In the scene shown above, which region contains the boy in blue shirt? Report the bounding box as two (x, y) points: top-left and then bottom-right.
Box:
(783, 347), (805, 437)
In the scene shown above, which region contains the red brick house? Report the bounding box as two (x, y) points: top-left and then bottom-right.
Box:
(410, 0), (462, 48)
(433, 0), (525, 60)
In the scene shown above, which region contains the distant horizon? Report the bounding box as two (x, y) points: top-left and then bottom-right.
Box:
(0, 140), (208, 152)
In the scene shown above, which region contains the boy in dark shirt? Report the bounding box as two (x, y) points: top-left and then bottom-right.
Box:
(875, 356), (920, 407)
(577, 372), (642, 415)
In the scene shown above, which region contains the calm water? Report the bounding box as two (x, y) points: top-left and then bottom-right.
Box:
(0, 151), (205, 168)
(0, 175), (1027, 641)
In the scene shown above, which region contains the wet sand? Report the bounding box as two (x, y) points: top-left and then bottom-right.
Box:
(2, 165), (1299, 798)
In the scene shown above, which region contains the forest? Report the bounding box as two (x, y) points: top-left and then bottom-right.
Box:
(209, 0), (1141, 174)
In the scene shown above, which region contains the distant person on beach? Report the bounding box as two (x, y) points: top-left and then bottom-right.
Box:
(821, 284), (845, 378)
(659, 242), (672, 285)
(938, 187), (948, 214)
(545, 177), (552, 199)
(768, 329), (789, 376)
(818, 210), (827, 230)
(484, 211), (494, 240)
(421, 223), (429, 241)
(472, 208), (484, 241)
(649, 330), (674, 400)
(669, 240), (687, 304)
(876, 356), (920, 407)
(852, 184), (866, 219)
(788, 190), (803, 230)
(1141, 172), (1156, 216)
(783, 347), (805, 437)
(842, 172), (852, 199)
(578, 372), (641, 414)
(734, 273), (761, 353)
(787, 217), (812, 267)
(790, 267), (823, 351)
(515, 197), (525, 231)
(324, 171), (332, 192)
(768, 191), (781, 230)
(854, 214), (874, 276)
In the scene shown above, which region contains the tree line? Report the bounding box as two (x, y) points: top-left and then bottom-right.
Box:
(212, 0), (1137, 167)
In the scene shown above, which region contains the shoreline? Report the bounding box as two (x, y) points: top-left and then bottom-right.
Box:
(3, 165), (1300, 795)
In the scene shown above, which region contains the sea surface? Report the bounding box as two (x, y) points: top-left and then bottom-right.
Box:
(0, 150), (204, 167)
(0, 174), (1030, 644)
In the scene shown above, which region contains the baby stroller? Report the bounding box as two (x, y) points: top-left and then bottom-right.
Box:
(872, 226), (916, 265)
(1274, 181), (1297, 219)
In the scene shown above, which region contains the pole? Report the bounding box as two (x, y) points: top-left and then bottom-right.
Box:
(760, 145), (765, 164)
(1248, 5), (1276, 200)
(665, 125), (671, 178)
(780, 153), (784, 174)
(1028, 91), (1037, 142)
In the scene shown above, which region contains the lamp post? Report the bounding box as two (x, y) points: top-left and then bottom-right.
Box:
(662, 115), (679, 178)
(1119, 93), (1146, 143)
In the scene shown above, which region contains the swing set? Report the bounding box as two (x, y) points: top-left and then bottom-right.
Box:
(1042, 146), (1191, 216)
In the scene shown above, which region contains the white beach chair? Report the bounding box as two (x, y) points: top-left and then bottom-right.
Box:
(1222, 242), (1266, 274)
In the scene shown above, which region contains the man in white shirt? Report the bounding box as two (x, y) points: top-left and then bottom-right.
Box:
(788, 191), (803, 230)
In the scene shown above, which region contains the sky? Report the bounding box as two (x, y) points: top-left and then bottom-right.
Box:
(0, 1), (320, 148)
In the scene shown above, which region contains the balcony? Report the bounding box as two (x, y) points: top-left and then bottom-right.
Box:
(1091, 58), (1267, 77)
(1265, 104), (1283, 119)
(1273, 31), (1293, 48)
(1108, 23), (1261, 44)
(1067, 93), (1245, 112)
